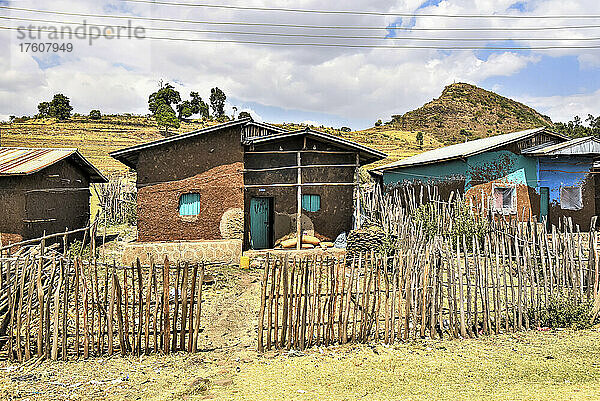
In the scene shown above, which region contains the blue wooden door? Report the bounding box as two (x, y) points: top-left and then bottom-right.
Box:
(540, 187), (549, 224)
(250, 197), (271, 249)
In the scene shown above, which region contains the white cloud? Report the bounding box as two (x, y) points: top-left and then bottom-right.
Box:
(522, 89), (600, 123)
(0, 0), (598, 127)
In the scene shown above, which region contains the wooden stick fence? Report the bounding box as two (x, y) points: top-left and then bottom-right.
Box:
(0, 251), (207, 361)
(258, 217), (600, 352)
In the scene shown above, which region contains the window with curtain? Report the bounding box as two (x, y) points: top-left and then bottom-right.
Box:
(302, 194), (321, 212)
(560, 186), (582, 210)
(179, 193), (201, 216)
(493, 186), (516, 214)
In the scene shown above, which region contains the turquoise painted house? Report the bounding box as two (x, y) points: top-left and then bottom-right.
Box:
(374, 127), (600, 229)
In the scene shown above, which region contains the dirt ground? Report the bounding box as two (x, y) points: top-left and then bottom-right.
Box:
(1, 267), (600, 400)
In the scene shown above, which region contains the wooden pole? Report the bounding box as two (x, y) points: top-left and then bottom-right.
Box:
(296, 151), (302, 250)
(163, 256), (170, 354)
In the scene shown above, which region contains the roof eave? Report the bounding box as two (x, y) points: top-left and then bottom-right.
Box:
(246, 129), (387, 161)
(375, 127), (560, 172)
(109, 118), (251, 164)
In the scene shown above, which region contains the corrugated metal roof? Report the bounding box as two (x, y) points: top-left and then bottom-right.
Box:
(0, 147), (107, 182)
(373, 127), (564, 171)
(522, 136), (600, 156)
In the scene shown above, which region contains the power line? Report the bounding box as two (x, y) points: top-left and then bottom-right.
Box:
(121, 0), (600, 19)
(2, 6), (600, 32)
(5, 25), (600, 49)
(4, 15), (600, 42)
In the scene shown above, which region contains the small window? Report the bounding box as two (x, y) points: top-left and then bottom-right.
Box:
(560, 186), (582, 210)
(302, 194), (321, 212)
(493, 185), (516, 214)
(179, 193), (200, 216)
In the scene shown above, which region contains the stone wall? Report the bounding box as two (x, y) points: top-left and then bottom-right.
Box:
(122, 239), (242, 266)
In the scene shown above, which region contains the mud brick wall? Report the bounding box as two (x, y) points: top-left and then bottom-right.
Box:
(137, 162), (244, 241)
(0, 159), (90, 240)
(243, 136), (357, 249)
(135, 126), (245, 242)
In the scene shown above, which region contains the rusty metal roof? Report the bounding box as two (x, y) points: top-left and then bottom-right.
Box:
(0, 147), (107, 182)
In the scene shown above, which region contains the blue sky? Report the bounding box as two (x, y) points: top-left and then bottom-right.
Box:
(1, 0), (599, 129)
(482, 55), (600, 99)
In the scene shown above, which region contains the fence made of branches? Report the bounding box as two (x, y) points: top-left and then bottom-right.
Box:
(0, 228), (208, 362)
(94, 175), (136, 226)
(258, 187), (600, 352)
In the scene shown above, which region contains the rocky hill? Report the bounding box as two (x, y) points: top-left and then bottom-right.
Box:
(390, 83), (554, 145)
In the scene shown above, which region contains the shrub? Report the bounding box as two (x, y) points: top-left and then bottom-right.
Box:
(89, 109), (101, 120)
(411, 201), (487, 249)
(537, 294), (597, 330)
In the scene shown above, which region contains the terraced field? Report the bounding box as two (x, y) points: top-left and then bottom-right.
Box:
(0, 116), (438, 174)
(0, 116), (216, 175)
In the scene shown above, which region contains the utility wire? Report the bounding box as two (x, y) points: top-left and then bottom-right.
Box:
(121, 0), (600, 19)
(4, 15), (600, 41)
(2, 6), (600, 32)
(5, 25), (600, 49)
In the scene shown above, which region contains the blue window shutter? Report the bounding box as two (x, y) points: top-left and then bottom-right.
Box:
(302, 194), (321, 212)
(313, 194), (320, 211)
(179, 193), (200, 216)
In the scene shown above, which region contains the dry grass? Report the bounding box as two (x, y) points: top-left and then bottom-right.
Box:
(217, 329), (600, 401)
(2, 323), (599, 400)
(0, 116), (217, 175)
(1, 116), (440, 176)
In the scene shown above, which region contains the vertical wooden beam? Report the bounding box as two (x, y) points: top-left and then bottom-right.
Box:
(163, 256), (170, 354)
(296, 151), (302, 250)
(354, 153), (360, 230)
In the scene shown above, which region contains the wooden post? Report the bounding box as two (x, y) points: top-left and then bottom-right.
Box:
(192, 263), (204, 352)
(163, 256), (171, 354)
(354, 153), (360, 230)
(257, 256), (270, 352)
(179, 262), (190, 350)
(144, 260), (153, 354)
(187, 263), (198, 353)
(36, 238), (45, 357)
(51, 260), (64, 360)
(281, 257), (289, 346)
(108, 262), (116, 356)
(171, 262), (181, 352)
(296, 151), (302, 250)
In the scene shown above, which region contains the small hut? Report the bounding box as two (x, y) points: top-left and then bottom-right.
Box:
(0, 147), (107, 243)
(110, 119), (386, 262)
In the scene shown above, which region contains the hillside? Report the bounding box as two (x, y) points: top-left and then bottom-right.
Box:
(0, 116), (218, 175)
(1, 82), (554, 176)
(390, 82), (554, 145)
(278, 122), (443, 168)
(1, 117), (415, 174)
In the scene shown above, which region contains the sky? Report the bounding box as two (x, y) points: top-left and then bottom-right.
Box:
(0, 0), (599, 130)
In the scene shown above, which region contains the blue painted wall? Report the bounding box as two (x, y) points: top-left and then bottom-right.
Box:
(466, 150), (537, 189)
(538, 157), (594, 204)
(382, 158), (467, 187)
(383, 150), (538, 191)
